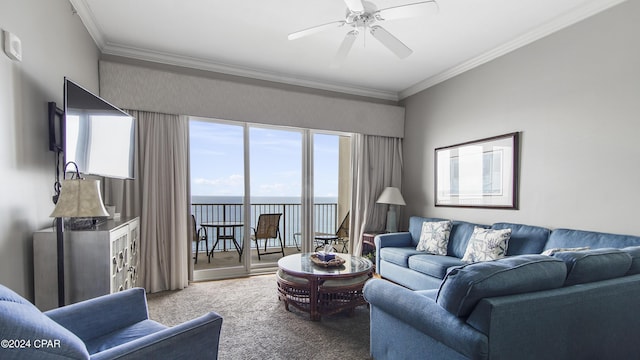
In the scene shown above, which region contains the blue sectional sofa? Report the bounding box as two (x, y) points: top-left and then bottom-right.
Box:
(373, 216), (640, 290)
(364, 216), (640, 359)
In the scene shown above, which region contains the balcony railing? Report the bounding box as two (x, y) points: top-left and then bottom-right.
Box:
(191, 202), (338, 251)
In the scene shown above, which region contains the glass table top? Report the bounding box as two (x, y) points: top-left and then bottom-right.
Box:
(278, 253), (372, 277)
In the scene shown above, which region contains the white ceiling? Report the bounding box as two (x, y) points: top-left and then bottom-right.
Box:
(70, 0), (624, 101)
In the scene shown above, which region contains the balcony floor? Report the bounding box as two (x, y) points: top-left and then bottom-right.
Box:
(193, 246), (302, 270)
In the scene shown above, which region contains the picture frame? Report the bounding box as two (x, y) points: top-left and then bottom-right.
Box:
(435, 132), (519, 209)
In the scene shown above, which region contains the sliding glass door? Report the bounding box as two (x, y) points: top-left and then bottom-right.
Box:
(190, 119), (246, 279)
(190, 117), (350, 280)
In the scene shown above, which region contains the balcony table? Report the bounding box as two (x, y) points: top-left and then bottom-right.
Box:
(201, 221), (244, 262)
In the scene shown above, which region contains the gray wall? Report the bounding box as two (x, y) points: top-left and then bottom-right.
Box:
(401, 1), (640, 235)
(0, 0), (99, 298)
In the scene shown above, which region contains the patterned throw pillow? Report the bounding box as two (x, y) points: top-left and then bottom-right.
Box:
(416, 221), (452, 255)
(461, 227), (512, 263)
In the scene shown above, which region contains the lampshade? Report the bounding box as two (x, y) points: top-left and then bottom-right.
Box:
(50, 179), (109, 218)
(376, 187), (406, 206)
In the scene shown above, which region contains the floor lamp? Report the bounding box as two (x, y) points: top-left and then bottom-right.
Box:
(376, 187), (406, 233)
(50, 175), (109, 307)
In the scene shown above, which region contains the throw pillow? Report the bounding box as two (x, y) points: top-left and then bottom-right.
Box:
(461, 226), (511, 263)
(541, 246), (590, 256)
(416, 220), (452, 255)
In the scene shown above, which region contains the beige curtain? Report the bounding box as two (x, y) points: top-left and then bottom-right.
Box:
(350, 134), (403, 255)
(105, 110), (189, 292)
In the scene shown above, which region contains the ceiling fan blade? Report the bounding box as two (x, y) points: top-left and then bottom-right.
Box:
(370, 25), (413, 59)
(343, 0), (365, 13)
(375, 1), (439, 21)
(331, 30), (359, 68)
(288, 20), (346, 40)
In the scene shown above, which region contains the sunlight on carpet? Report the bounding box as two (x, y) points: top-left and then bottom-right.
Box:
(147, 274), (370, 359)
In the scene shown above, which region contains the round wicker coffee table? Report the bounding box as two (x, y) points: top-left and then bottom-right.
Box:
(277, 253), (373, 321)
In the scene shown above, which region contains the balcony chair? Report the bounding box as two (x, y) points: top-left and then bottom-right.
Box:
(192, 214), (209, 264)
(333, 211), (350, 253)
(0, 284), (223, 359)
(251, 213), (284, 260)
(313, 212), (350, 253)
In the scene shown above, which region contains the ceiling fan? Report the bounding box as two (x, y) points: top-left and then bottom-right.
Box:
(288, 0), (439, 67)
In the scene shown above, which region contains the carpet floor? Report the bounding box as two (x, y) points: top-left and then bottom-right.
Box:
(146, 274), (371, 360)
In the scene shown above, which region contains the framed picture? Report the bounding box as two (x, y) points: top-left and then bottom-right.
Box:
(435, 132), (519, 209)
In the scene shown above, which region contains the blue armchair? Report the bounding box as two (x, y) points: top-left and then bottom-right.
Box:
(0, 284), (222, 359)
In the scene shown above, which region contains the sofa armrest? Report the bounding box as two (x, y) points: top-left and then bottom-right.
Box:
(375, 232), (412, 270)
(374, 232), (412, 248)
(45, 288), (149, 342)
(90, 312), (223, 360)
(364, 279), (487, 359)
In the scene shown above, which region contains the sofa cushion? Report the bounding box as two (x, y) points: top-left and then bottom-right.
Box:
(436, 255), (567, 317)
(416, 220), (452, 255)
(448, 221), (490, 258)
(408, 254), (466, 279)
(622, 246), (640, 275)
(553, 248), (632, 285)
(545, 228), (640, 250)
(492, 222), (550, 255)
(462, 227), (512, 263)
(84, 319), (167, 354)
(379, 247), (423, 267)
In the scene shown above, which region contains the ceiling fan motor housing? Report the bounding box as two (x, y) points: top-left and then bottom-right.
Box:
(346, 1), (379, 28)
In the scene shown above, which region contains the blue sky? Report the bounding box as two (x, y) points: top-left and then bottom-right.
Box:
(189, 120), (339, 198)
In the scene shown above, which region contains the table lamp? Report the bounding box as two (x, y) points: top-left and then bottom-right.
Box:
(50, 176), (109, 306)
(376, 187), (406, 233)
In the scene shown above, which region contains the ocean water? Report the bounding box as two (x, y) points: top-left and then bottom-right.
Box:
(191, 195), (337, 204)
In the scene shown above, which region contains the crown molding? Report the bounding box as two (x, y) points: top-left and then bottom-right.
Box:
(398, 0), (628, 99)
(69, 0), (105, 48)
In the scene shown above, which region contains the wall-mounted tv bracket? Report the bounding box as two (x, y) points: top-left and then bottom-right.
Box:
(48, 102), (64, 204)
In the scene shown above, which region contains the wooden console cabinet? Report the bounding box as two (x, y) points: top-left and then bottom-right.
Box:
(33, 217), (139, 311)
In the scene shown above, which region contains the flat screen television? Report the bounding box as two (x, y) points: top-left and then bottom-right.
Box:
(61, 78), (136, 179)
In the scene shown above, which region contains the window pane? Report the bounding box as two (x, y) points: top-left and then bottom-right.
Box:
(249, 127), (302, 265)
